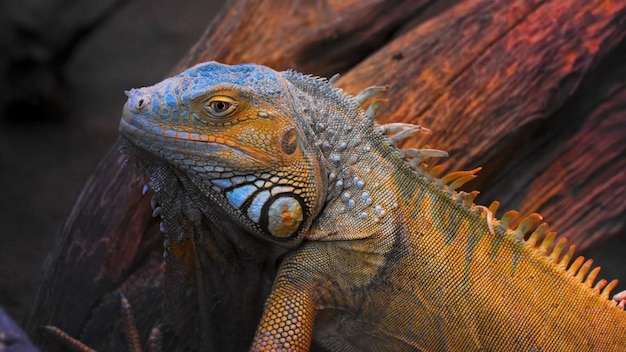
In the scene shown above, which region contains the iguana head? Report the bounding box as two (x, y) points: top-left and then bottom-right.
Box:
(119, 62), (326, 247)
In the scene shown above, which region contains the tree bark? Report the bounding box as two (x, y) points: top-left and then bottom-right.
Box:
(337, 0), (626, 251)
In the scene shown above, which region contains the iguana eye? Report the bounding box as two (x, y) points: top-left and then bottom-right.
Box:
(205, 96), (237, 117)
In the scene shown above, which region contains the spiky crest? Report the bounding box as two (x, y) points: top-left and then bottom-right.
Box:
(352, 83), (626, 311)
(275, 76), (624, 310)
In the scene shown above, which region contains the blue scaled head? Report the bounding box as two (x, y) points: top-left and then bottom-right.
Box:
(119, 61), (326, 247)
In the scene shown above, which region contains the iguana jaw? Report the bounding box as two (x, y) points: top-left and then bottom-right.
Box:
(119, 121), (313, 247)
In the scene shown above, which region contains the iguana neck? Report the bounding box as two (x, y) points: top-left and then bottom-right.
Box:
(283, 71), (408, 241)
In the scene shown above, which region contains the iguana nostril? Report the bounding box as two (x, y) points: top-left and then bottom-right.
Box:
(121, 92), (149, 123)
(124, 90), (149, 112)
(135, 96), (149, 110)
(128, 95), (150, 112)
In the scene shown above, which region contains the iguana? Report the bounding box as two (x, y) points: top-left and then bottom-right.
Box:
(117, 61), (626, 351)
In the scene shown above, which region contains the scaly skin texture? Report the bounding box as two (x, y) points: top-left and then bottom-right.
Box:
(119, 62), (626, 351)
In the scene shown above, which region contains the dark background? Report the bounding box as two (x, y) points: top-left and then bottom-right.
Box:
(0, 0), (224, 325)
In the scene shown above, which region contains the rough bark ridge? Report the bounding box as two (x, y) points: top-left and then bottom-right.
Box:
(27, 0), (626, 350)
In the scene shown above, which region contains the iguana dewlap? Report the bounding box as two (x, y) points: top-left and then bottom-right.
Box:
(119, 62), (626, 351)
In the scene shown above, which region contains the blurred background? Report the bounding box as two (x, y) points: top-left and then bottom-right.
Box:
(0, 0), (224, 325)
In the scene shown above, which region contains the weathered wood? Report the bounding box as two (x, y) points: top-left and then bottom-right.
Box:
(179, 0), (434, 77)
(481, 41), (626, 252)
(26, 0), (626, 350)
(26, 148), (164, 350)
(337, 0), (626, 251)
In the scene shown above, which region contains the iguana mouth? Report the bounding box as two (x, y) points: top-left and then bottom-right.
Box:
(120, 103), (274, 163)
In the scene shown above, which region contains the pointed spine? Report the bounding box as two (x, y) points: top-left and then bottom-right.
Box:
(526, 223), (548, 247)
(473, 204), (495, 235)
(567, 256), (585, 276)
(575, 259), (594, 282)
(601, 279), (619, 300)
(488, 201), (500, 216)
(355, 85), (389, 104)
(558, 244), (576, 269)
(364, 100), (385, 122)
(498, 210), (519, 231)
(584, 267), (601, 288)
(440, 168), (481, 190)
(428, 165), (444, 180)
(538, 232), (557, 255)
(513, 213), (542, 241)
(548, 237), (568, 263)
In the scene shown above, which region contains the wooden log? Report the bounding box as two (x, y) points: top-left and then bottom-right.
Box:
(480, 41), (626, 252)
(179, 0), (434, 77)
(337, 0), (626, 251)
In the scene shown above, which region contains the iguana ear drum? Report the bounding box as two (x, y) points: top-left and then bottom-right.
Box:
(280, 128), (298, 155)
